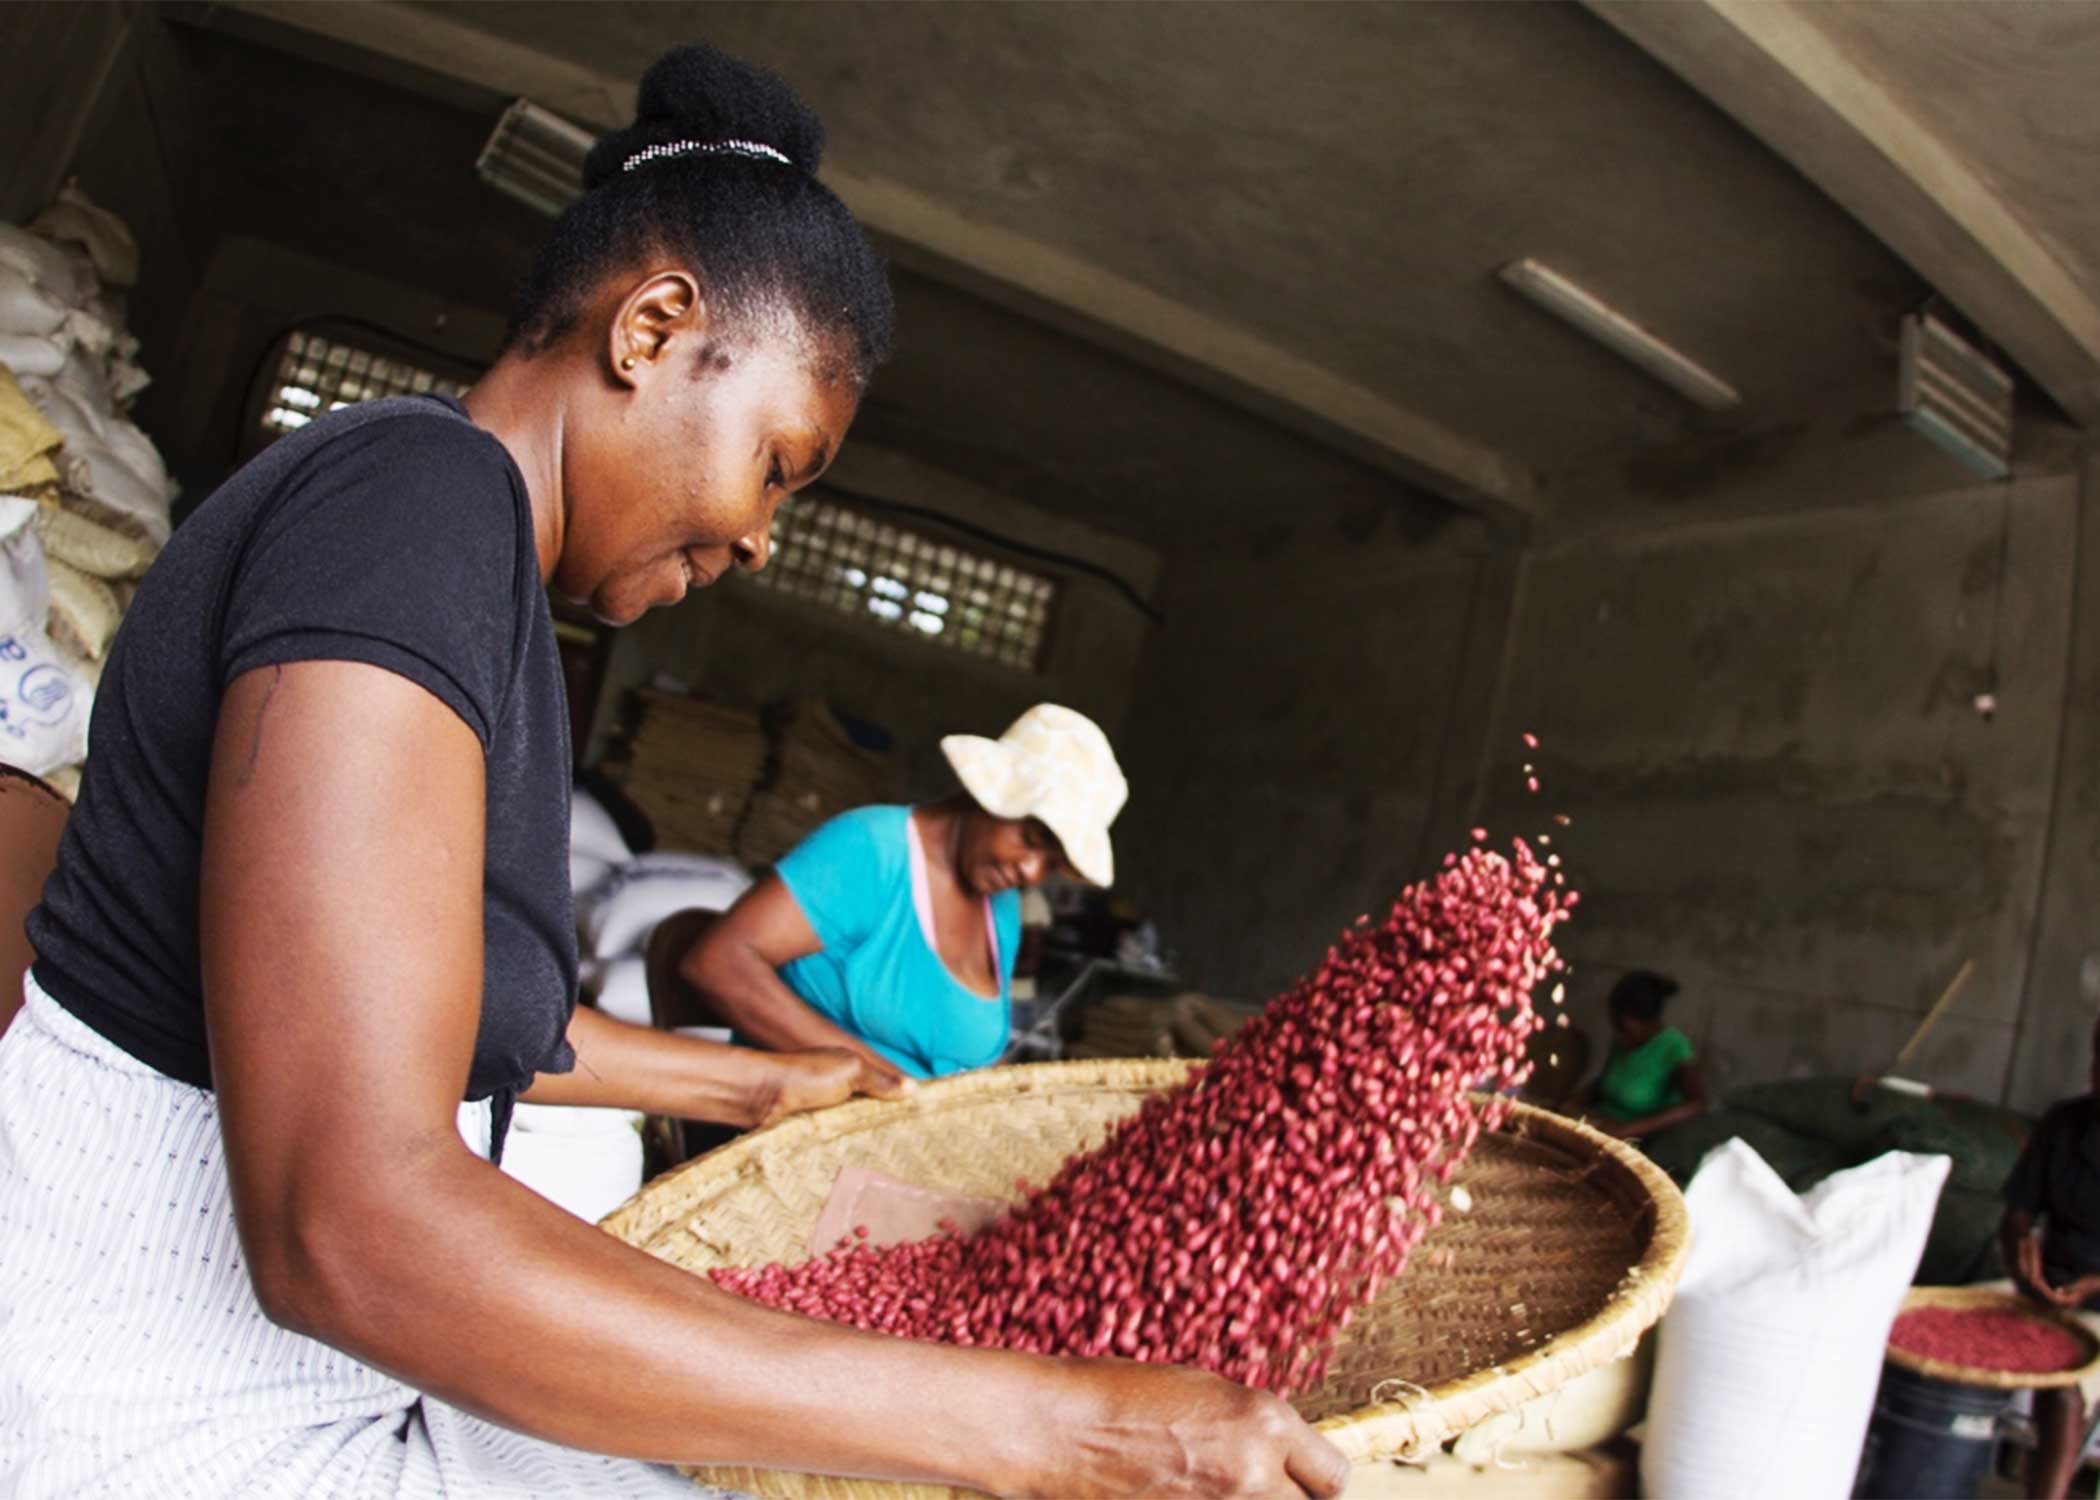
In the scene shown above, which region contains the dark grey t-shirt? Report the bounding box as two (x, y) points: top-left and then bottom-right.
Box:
(28, 395), (576, 1142)
(2004, 1093), (2100, 1281)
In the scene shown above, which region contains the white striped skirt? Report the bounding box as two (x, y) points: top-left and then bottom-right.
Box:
(0, 973), (730, 1499)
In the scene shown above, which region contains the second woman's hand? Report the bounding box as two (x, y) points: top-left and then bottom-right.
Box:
(747, 1047), (912, 1127)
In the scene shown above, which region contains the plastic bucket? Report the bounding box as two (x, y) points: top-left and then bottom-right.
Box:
(1853, 1361), (2010, 1499)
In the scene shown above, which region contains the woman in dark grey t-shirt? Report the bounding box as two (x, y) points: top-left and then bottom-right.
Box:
(0, 41), (1345, 1500)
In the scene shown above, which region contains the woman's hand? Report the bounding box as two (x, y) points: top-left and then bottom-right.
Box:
(2023, 1246), (2100, 1310)
(524, 1013), (911, 1128)
(2055, 1273), (2100, 1309)
(1007, 1359), (1350, 1500)
(2011, 1231), (2075, 1306)
(744, 1048), (912, 1128)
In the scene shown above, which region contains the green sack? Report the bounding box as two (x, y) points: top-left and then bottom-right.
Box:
(1726, 1077), (1914, 1157)
(1870, 1106), (2027, 1197)
(1771, 1137), (1857, 1194)
(1644, 1110), (1842, 1190)
(1918, 1184), (2007, 1286)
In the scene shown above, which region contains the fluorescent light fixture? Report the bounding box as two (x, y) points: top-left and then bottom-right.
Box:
(476, 99), (595, 217)
(1498, 258), (1742, 411)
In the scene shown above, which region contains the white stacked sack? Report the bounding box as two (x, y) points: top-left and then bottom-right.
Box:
(502, 788), (755, 1221)
(1, 184), (172, 544)
(0, 183), (177, 796)
(571, 781), (753, 1008)
(501, 1101), (648, 1225)
(568, 783), (635, 904)
(581, 851), (752, 966)
(0, 497), (89, 776)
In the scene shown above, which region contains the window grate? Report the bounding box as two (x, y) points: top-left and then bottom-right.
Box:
(745, 492), (1056, 670)
(258, 331), (469, 437)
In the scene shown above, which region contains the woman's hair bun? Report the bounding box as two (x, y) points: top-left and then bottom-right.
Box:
(583, 43), (826, 190)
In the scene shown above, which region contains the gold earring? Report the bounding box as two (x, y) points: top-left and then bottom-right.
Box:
(620, 355), (636, 371)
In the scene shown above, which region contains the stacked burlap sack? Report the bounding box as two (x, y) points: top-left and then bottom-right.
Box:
(601, 689), (767, 856)
(734, 696), (894, 867)
(1062, 992), (1253, 1061)
(0, 185), (174, 793)
(600, 690), (897, 869)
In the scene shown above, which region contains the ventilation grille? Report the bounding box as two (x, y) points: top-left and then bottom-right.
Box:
(1899, 312), (2013, 479)
(746, 491), (1058, 671)
(476, 99), (593, 217)
(259, 331), (468, 438)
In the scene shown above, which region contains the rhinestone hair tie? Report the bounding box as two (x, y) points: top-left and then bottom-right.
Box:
(622, 139), (795, 173)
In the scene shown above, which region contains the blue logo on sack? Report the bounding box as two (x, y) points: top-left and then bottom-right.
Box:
(19, 664), (71, 716)
(7, 655), (76, 729)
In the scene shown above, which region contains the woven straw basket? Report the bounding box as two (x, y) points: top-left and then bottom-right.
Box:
(1885, 1285), (2100, 1391)
(601, 1058), (1690, 1498)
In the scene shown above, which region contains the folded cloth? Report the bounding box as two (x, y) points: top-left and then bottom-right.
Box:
(0, 223), (89, 307)
(0, 264), (67, 339)
(0, 336), (63, 382)
(806, 1164), (1005, 1257)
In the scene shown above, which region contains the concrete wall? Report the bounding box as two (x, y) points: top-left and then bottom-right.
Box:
(1124, 405), (2098, 1114)
(1117, 505), (1514, 999)
(153, 235), (505, 497)
(7, 5), (208, 430)
(2003, 448), (2100, 1114)
(589, 443), (1164, 796)
(3, 4), (135, 227)
(1480, 472), (2075, 1106)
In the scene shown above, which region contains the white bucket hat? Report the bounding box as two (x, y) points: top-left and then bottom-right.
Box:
(940, 704), (1127, 886)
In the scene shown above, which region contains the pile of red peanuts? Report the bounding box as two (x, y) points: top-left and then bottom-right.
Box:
(1890, 1306), (2089, 1374)
(714, 836), (1573, 1396)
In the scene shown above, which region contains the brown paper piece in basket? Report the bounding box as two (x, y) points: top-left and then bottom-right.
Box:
(805, 1165), (1005, 1258)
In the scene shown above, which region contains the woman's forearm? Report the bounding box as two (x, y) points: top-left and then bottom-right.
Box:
(276, 1140), (1049, 1489)
(688, 938), (898, 1073)
(521, 1004), (779, 1120)
(1613, 1100), (1706, 1140)
(2005, 1212), (2044, 1293)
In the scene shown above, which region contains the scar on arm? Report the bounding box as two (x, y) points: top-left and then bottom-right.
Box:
(236, 666), (285, 787)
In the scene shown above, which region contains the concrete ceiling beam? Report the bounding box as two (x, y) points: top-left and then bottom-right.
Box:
(218, 0), (1543, 528)
(1587, 0), (2100, 430)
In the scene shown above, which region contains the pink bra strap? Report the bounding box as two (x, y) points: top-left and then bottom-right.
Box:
(906, 811), (1001, 991)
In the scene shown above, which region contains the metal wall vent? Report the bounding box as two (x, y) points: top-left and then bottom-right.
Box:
(1899, 312), (2013, 480)
(476, 99), (593, 218)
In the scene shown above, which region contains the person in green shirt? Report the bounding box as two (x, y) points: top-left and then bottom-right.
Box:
(1584, 970), (1709, 1140)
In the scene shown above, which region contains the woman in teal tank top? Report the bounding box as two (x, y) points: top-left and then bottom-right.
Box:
(677, 705), (1127, 1081)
